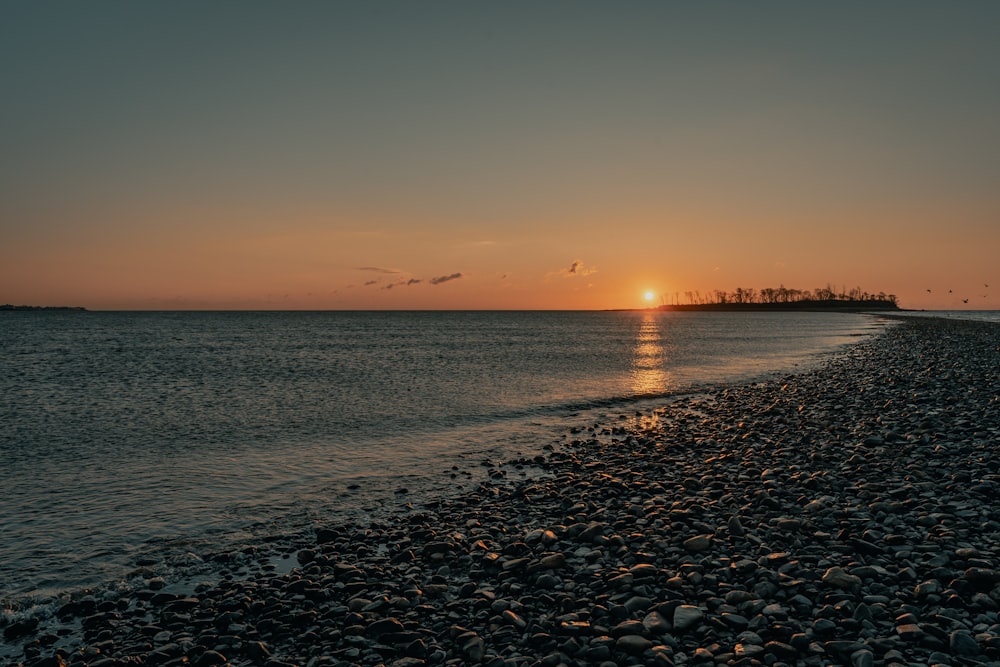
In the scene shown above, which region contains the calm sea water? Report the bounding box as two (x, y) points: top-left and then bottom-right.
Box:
(1, 310), (887, 610)
(888, 310), (1000, 323)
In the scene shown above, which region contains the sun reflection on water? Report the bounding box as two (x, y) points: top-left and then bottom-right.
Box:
(631, 312), (669, 396)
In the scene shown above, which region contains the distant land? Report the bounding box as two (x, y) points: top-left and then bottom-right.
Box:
(658, 298), (900, 312)
(0, 304), (87, 311)
(649, 285), (901, 312)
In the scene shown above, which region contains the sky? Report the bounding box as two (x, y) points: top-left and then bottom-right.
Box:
(3, 2), (999, 311)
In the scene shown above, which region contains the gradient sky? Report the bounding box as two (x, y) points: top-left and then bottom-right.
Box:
(3, 2), (998, 310)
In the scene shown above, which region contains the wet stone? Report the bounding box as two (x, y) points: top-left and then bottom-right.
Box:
(764, 641), (798, 660)
(616, 634), (653, 655)
(720, 613), (749, 631)
(850, 648), (874, 667)
(673, 605), (703, 631)
(683, 535), (712, 553)
(822, 566), (861, 589)
(624, 596), (653, 612)
(642, 611), (670, 635)
(949, 629), (981, 655)
(896, 623), (924, 642)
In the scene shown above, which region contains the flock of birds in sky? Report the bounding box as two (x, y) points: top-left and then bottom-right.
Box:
(926, 284), (990, 304)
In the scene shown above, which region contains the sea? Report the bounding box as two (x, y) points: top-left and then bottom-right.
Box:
(1, 310), (894, 618)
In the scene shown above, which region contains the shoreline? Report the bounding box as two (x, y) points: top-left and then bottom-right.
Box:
(4, 317), (1000, 666)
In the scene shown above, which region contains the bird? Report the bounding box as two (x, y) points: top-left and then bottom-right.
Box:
(926, 289), (932, 293)
(963, 298), (969, 304)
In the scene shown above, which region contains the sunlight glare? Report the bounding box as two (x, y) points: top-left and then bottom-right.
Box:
(643, 290), (656, 302)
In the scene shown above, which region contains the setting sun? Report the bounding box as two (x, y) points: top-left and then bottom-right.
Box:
(644, 291), (656, 302)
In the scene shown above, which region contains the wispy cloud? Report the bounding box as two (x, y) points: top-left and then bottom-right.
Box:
(562, 259), (596, 278)
(384, 278), (423, 290)
(430, 272), (463, 285)
(357, 266), (401, 274)
(354, 268), (463, 290)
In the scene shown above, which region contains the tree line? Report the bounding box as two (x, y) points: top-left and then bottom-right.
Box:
(665, 285), (898, 307)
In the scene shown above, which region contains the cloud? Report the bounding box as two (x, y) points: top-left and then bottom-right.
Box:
(357, 266), (401, 274)
(356, 269), (462, 290)
(429, 272), (463, 285)
(563, 260), (596, 278)
(384, 278), (423, 290)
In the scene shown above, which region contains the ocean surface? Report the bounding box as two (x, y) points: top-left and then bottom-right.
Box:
(1, 310), (890, 612)
(887, 310), (1000, 323)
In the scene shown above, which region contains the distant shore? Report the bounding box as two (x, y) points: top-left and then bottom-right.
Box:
(606, 298), (902, 313)
(3, 316), (1000, 666)
(656, 299), (900, 313)
(0, 305), (87, 312)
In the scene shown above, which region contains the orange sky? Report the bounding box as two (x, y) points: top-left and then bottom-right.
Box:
(3, 3), (998, 310)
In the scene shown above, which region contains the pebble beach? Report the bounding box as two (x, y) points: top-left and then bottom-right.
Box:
(4, 315), (1000, 667)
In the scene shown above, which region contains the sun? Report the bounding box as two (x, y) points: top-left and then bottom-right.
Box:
(643, 290), (656, 303)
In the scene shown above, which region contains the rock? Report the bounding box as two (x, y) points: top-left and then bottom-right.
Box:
(3, 617), (39, 641)
(629, 563), (658, 578)
(822, 566), (861, 589)
(315, 527), (339, 544)
(673, 605), (703, 631)
(537, 553), (566, 569)
(850, 648), (874, 667)
(616, 634), (653, 655)
(683, 534), (712, 552)
(950, 629), (981, 655)
(28, 657), (67, 667)
(368, 617), (405, 637)
(764, 641), (798, 660)
(391, 658), (427, 667)
(642, 611), (670, 634)
(502, 610), (527, 630)
(692, 647), (714, 662)
(535, 573), (560, 588)
(194, 650), (228, 666)
(914, 579), (942, 598)
(849, 537), (882, 555)
(734, 643), (765, 659)
(896, 624), (923, 642)
(721, 613), (749, 631)
(962, 567), (1000, 591)
(624, 596), (653, 612)
(462, 635), (485, 662)
(578, 522), (608, 543)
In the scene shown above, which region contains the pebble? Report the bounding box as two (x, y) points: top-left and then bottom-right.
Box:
(5, 317), (1000, 667)
(673, 605), (704, 631)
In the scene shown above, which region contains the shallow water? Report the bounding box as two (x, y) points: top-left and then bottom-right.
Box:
(887, 310), (1000, 324)
(0, 310), (888, 606)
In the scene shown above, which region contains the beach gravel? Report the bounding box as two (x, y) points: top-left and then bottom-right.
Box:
(4, 316), (1000, 667)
